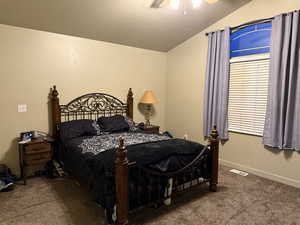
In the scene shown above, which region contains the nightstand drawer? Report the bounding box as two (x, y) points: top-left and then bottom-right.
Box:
(25, 143), (51, 154)
(25, 152), (52, 165)
(25, 158), (51, 165)
(144, 125), (160, 134)
(25, 151), (51, 161)
(146, 127), (159, 133)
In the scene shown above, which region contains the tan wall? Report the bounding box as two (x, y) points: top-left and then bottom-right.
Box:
(166, 0), (300, 187)
(0, 24), (167, 174)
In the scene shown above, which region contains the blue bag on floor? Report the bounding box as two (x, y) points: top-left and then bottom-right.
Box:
(0, 178), (14, 192)
(0, 164), (15, 192)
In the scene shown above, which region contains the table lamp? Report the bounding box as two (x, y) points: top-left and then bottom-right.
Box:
(139, 90), (158, 127)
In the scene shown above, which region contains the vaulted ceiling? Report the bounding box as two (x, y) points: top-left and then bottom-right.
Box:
(0, 0), (251, 52)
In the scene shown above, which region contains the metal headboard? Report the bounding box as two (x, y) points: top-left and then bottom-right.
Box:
(60, 93), (127, 122)
(50, 86), (133, 138)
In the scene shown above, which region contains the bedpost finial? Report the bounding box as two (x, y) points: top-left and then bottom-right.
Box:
(119, 137), (125, 150)
(116, 137), (128, 164)
(52, 85), (59, 98)
(211, 126), (218, 139)
(126, 88), (134, 119)
(128, 88), (133, 98)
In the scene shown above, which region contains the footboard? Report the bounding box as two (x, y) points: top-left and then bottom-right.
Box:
(115, 127), (219, 225)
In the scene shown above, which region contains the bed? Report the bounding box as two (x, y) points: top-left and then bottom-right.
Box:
(50, 86), (220, 225)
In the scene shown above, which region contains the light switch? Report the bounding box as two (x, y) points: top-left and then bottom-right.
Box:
(18, 104), (27, 113)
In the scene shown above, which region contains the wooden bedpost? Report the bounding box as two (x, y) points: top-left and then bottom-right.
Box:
(209, 126), (219, 192)
(126, 88), (133, 119)
(115, 138), (129, 225)
(50, 85), (61, 138)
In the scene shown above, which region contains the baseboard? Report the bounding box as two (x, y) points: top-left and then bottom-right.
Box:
(220, 159), (300, 189)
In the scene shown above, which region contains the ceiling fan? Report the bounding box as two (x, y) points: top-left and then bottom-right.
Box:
(151, 0), (219, 8)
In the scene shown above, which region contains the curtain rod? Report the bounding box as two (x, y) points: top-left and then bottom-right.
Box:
(205, 16), (274, 36)
(205, 9), (300, 36)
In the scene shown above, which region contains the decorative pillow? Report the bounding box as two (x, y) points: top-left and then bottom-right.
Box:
(91, 121), (102, 135)
(59, 119), (100, 141)
(97, 115), (129, 132)
(124, 116), (139, 132)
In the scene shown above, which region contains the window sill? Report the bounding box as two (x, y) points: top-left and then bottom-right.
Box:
(228, 129), (263, 137)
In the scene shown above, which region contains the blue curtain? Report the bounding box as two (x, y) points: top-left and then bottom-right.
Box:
(263, 10), (300, 150)
(203, 27), (230, 139)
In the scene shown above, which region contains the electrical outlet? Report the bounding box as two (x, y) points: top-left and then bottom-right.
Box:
(18, 104), (27, 113)
(229, 169), (248, 176)
(183, 134), (188, 140)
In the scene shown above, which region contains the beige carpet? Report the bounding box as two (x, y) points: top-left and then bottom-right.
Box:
(1, 165), (300, 225)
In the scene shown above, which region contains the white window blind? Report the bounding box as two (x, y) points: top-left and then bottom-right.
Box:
(228, 54), (269, 136)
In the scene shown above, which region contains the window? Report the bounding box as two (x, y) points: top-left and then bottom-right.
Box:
(228, 22), (271, 136)
(229, 54), (269, 136)
(230, 22), (271, 58)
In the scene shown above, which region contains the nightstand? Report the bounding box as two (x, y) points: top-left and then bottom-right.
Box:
(18, 137), (54, 185)
(144, 125), (160, 134)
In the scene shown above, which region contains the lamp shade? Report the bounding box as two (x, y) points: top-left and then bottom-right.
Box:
(139, 90), (158, 104)
(205, 0), (219, 3)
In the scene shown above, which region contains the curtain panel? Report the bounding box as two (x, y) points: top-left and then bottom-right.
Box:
(203, 27), (230, 140)
(263, 10), (300, 150)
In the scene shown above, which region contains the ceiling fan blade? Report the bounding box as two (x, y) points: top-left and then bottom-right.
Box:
(151, 0), (172, 8)
(160, 0), (172, 7)
(151, 0), (218, 8)
(205, 0), (219, 4)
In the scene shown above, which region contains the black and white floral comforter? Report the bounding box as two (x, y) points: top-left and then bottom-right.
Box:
(79, 132), (170, 155)
(56, 131), (210, 213)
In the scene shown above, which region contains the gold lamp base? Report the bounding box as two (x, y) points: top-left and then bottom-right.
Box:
(145, 104), (151, 127)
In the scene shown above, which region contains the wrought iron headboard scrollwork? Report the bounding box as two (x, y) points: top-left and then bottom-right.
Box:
(60, 93), (127, 121)
(50, 86), (134, 138)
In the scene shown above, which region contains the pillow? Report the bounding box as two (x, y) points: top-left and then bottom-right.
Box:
(59, 120), (101, 141)
(97, 115), (129, 132)
(124, 116), (139, 132)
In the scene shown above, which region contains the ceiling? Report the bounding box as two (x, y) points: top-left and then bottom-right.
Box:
(0, 0), (251, 52)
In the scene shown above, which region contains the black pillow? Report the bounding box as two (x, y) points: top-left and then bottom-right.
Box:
(97, 115), (129, 132)
(59, 120), (100, 141)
